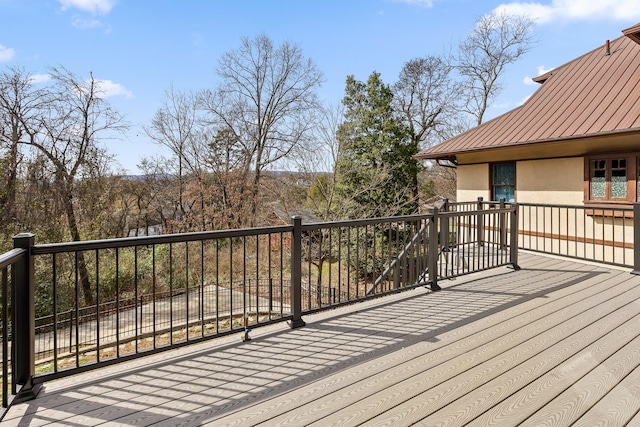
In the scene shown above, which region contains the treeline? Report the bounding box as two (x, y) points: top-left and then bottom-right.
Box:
(0, 12), (534, 251)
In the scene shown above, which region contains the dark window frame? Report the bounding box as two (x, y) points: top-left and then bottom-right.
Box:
(490, 162), (516, 202)
(584, 153), (637, 205)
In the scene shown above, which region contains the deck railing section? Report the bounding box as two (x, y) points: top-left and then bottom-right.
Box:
(0, 207), (519, 416)
(28, 225), (294, 386)
(518, 202), (633, 267)
(0, 234), (42, 421)
(0, 248), (19, 418)
(450, 198), (637, 269)
(438, 200), (518, 278)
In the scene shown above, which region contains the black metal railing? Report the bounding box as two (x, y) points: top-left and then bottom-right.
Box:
(450, 198), (638, 269)
(0, 235), (42, 421)
(0, 206), (519, 418)
(0, 248), (20, 415)
(517, 202), (634, 268)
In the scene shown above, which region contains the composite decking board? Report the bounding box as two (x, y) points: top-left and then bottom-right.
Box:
(8, 256), (608, 426)
(517, 329), (640, 427)
(462, 308), (640, 426)
(203, 265), (600, 425)
(303, 269), (640, 427)
(249, 270), (616, 423)
(11, 290), (444, 426)
(5, 253), (639, 427)
(375, 315), (640, 427)
(370, 274), (640, 427)
(208, 260), (617, 426)
(569, 357), (640, 426)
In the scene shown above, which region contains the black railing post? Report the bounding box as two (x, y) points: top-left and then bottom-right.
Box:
(440, 198), (450, 252)
(428, 208), (441, 291)
(12, 233), (42, 403)
(509, 204), (520, 270)
(268, 278), (273, 313)
(499, 198), (507, 249)
(477, 197), (484, 247)
(288, 216), (305, 328)
(633, 203), (640, 274)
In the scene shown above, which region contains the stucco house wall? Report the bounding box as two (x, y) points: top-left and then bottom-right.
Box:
(456, 164), (489, 203)
(456, 156), (632, 264)
(516, 157), (584, 205)
(457, 157), (585, 205)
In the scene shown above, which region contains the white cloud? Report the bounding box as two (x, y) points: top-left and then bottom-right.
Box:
(494, 0), (640, 24)
(536, 65), (554, 75)
(0, 44), (15, 62)
(389, 0), (434, 8)
(523, 65), (555, 84)
(58, 0), (115, 15)
(517, 93), (533, 105)
(493, 102), (512, 109)
(72, 17), (104, 29)
(96, 79), (133, 99)
(29, 74), (52, 84)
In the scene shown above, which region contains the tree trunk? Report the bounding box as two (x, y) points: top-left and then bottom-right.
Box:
(316, 258), (324, 307)
(249, 168), (261, 228)
(0, 122), (20, 234)
(62, 181), (94, 306)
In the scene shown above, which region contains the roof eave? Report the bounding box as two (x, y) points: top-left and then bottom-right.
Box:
(416, 127), (640, 160)
(623, 23), (640, 45)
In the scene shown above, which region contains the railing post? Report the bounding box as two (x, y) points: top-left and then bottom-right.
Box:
(509, 204), (520, 270)
(499, 198), (507, 249)
(440, 199), (450, 252)
(288, 216), (305, 328)
(477, 197), (484, 247)
(428, 208), (441, 291)
(633, 203), (640, 274)
(12, 233), (42, 403)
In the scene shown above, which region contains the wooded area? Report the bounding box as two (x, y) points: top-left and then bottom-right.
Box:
(0, 11), (533, 250)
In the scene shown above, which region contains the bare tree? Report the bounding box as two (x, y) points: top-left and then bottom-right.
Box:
(22, 66), (128, 305)
(200, 34), (323, 226)
(199, 126), (253, 229)
(298, 102), (343, 221)
(394, 56), (460, 149)
(134, 156), (183, 234)
(0, 67), (46, 239)
(145, 86), (203, 222)
(393, 55), (461, 204)
(457, 11), (535, 125)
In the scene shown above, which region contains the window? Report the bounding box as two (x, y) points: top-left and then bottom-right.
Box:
(491, 162), (515, 202)
(585, 153), (637, 204)
(589, 158), (627, 200)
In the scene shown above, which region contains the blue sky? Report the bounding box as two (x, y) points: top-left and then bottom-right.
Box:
(2, 0), (640, 173)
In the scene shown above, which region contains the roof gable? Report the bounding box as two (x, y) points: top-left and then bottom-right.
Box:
(623, 23), (640, 45)
(418, 25), (640, 160)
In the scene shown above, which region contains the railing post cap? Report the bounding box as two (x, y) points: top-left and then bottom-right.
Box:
(13, 233), (35, 247)
(14, 232), (35, 239)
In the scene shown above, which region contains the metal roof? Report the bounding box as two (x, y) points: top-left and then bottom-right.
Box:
(417, 24), (640, 160)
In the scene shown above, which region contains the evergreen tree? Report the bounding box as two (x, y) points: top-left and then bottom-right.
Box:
(335, 72), (419, 218)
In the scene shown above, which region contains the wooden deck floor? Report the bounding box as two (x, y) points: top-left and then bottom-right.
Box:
(6, 252), (640, 426)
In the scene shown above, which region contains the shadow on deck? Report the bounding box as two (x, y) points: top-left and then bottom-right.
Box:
(6, 251), (638, 426)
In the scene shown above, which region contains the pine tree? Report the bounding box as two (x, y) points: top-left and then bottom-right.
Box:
(335, 72), (419, 218)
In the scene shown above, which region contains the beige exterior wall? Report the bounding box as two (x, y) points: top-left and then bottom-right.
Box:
(456, 157), (584, 204)
(516, 157), (584, 204)
(455, 157), (632, 265)
(456, 164), (489, 202)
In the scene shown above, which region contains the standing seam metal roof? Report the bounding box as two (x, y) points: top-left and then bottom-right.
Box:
(417, 25), (640, 159)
